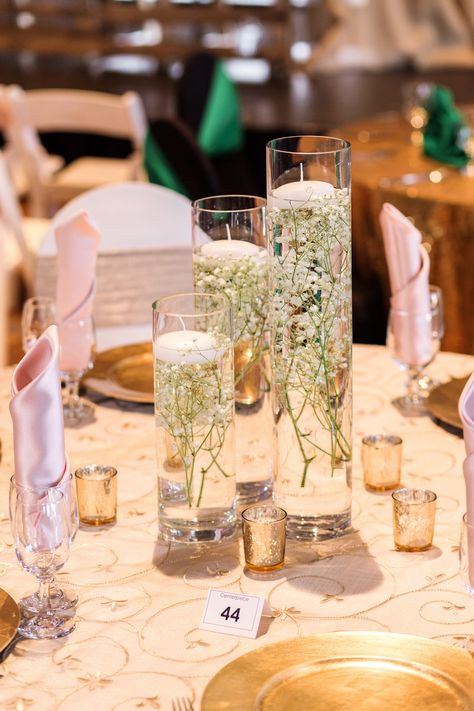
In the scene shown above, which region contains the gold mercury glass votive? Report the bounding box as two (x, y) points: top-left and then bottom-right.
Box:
(75, 464), (117, 526)
(242, 505), (287, 572)
(362, 434), (402, 491)
(392, 488), (437, 552)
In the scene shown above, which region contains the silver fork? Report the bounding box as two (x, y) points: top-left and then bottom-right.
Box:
(171, 698), (195, 711)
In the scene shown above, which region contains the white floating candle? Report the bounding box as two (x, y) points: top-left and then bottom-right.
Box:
(154, 330), (223, 365)
(200, 239), (260, 259)
(268, 180), (335, 209)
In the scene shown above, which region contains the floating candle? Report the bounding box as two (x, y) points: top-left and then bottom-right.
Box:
(268, 179), (335, 209)
(154, 330), (223, 365)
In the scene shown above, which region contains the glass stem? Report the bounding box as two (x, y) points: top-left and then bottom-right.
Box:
(406, 367), (424, 403)
(37, 578), (53, 614)
(65, 376), (80, 412)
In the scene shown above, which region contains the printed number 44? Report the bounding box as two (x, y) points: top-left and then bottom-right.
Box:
(221, 606), (240, 622)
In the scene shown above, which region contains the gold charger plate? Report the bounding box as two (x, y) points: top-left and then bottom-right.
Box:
(426, 376), (468, 436)
(201, 632), (474, 710)
(0, 587), (19, 653)
(83, 342), (154, 404)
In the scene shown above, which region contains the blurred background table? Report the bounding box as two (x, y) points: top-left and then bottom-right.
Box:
(335, 111), (474, 355)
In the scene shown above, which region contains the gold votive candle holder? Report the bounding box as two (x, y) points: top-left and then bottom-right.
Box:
(75, 464), (117, 526)
(392, 488), (436, 552)
(361, 434), (402, 491)
(242, 505), (287, 572)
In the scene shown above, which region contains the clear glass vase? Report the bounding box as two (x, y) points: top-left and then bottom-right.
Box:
(267, 136), (352, 540)
(192, 195), (272, 505)
(153, 293), (236, 542)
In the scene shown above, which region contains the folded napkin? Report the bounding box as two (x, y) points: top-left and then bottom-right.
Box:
(459, 373), (474, 586)
(55, 210), (100, 373)
(380, 203), (432, 367)
(423, 85), (468, 168)
(10, 324), (66, 488)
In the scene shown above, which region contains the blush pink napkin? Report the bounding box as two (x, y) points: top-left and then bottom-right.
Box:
(380, 203), (432, 367)
(55, 210), (100, 373)
(10, 325), (66, 488)
(459, 372), (474, 585)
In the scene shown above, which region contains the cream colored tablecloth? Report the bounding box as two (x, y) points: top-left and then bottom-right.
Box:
(0, 344), (474, 710)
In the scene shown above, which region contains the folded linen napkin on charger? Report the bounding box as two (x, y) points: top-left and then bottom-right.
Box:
(55, 210), (100, 373)
(423, 85), (468, 168)
(380, 203), (432, 367)
(459, 373), (474, 586)
(10, 324), (66, 489)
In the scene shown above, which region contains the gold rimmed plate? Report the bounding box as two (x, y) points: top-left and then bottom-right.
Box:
(201, 632), (474, 710)
(83, 343), (154, 404)
(0, 587), (19, 654)
(426, 376), (468, 437)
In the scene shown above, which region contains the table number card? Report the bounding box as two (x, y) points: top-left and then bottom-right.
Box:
(200, 589), (270, 639)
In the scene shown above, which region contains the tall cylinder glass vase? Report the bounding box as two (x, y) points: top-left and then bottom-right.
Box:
(192, 196), (272, 505)
(267, 136), (352, 541)
(153, 293), (236, 542)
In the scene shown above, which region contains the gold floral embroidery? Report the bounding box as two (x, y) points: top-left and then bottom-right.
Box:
(442, 603), (466, 614)
(425, 573), (446, 585)
(272, 605), (300, 621)
(100, 598), (129, 612)
(320, 593), (344, 604)
(136, 697), (161, 708)
(206, 566), (230, 579)
(3, 698), (34, 710)
(78, 671), (113, 690)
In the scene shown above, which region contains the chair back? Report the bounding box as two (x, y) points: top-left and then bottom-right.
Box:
(5, 86), (148, 216)
(7, 87), (147, 150)
(0, 149), (34, 289)
(36, 182), (193, 333)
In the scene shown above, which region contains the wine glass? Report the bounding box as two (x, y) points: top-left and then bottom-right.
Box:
(387, 286), (444, 417)
(9, 474), (79, 613)
(11, 486), (75, 639)
(59, 315), (96, 427)
(21, 296), (56, 352)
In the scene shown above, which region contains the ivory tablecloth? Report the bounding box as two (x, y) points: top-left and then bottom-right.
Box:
(0, 344), (473, 710)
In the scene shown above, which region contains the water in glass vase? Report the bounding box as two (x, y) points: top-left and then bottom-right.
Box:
(154, 330), (236, 542)
(268, 184), (353, 541)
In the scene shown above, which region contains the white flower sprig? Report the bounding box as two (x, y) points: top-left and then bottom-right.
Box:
(268, 188), (352, 487)
(193, 249), (269, 386)
(155, 336), (234, 508)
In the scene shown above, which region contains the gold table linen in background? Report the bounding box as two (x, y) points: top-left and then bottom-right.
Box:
(335, 113), (474, 355)
(0, 345), (473, 709)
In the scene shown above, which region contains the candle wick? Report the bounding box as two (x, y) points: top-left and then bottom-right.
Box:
(300, 163), (303, 182)
(225, 224), (232, 241)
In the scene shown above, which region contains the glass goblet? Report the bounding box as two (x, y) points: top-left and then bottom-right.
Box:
(11, 487), (75, 639)
(59, 316), (96, 427)
(387, 286), (444, 417)
(9, 474), (78, 613)
(21, 296), (56, 353)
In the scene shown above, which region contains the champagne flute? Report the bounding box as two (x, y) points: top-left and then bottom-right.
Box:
(21, 296), (56, 352)
(9, 474), (78, 612)
(59, 315), (96, 427)
(11, 486), (75, 639)
(387, 286), (444, 416)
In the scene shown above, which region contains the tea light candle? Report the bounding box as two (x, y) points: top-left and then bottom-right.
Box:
(154, 330), (223, 365)
(269, 179), (335, 208)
